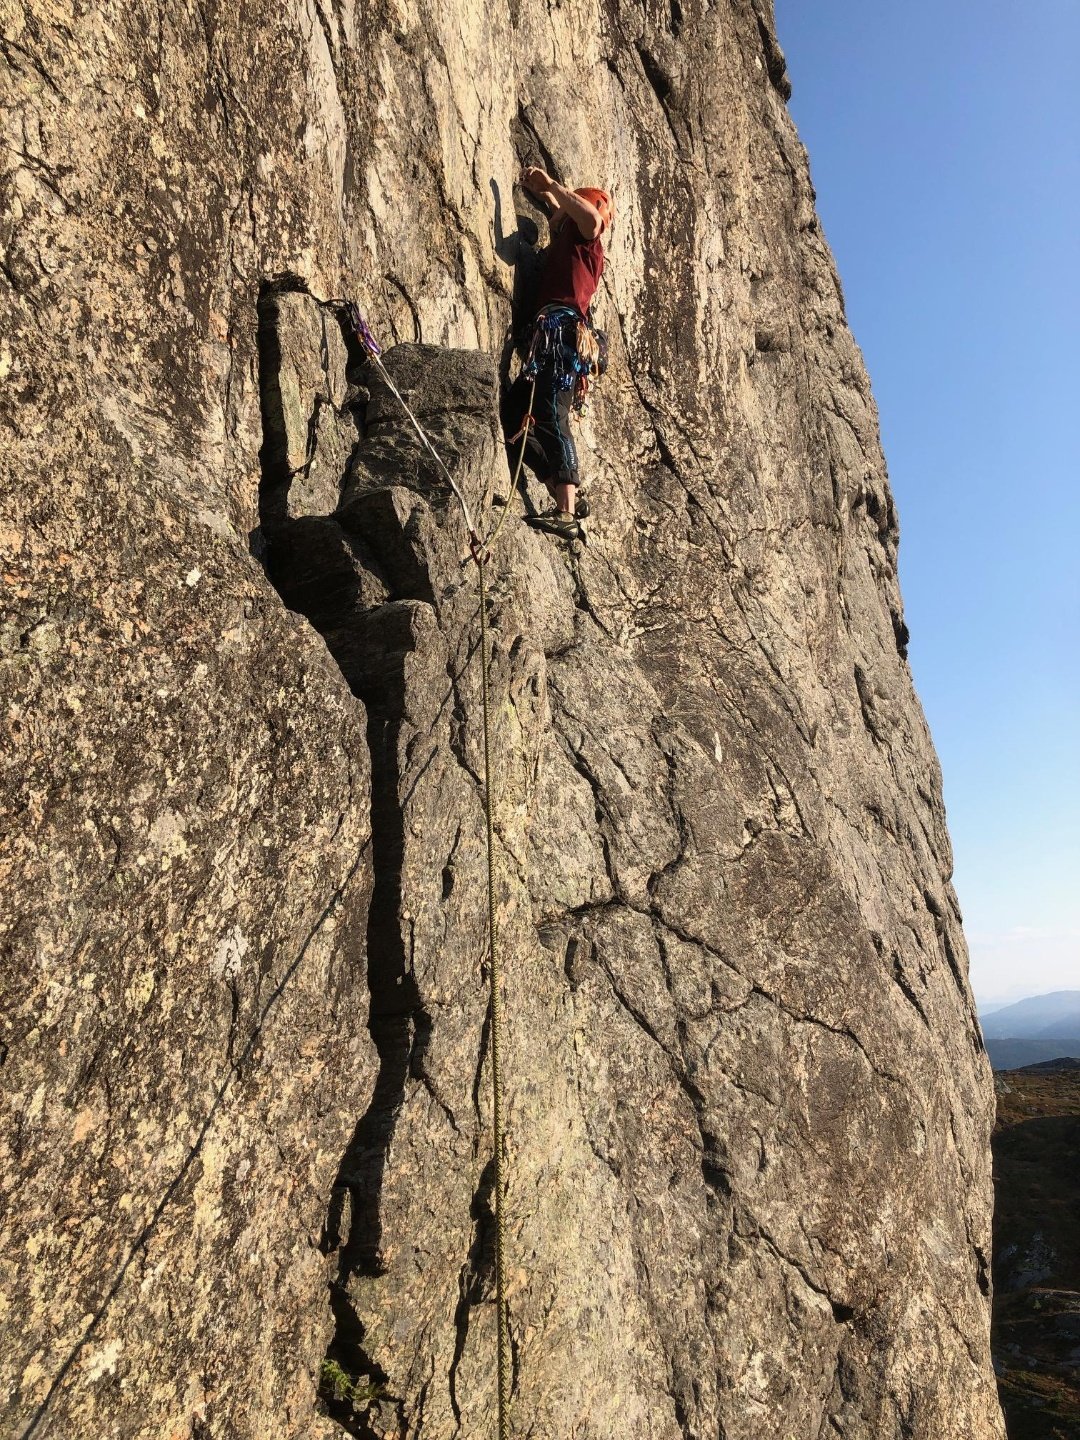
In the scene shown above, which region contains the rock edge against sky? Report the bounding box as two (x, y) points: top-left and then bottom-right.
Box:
(1, 2), (1003, 1436)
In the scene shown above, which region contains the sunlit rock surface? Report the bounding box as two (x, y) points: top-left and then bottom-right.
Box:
(0, 1), (1003, 1435)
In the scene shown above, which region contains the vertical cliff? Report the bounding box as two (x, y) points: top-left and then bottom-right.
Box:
(0, 1), (1004, 1436)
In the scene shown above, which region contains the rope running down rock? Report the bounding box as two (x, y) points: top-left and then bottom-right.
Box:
(345, 302), (534, 1440)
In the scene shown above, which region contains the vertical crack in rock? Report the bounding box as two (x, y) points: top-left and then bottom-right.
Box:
(257, 284), (430, 1431)
(256, 290), (511, 1434)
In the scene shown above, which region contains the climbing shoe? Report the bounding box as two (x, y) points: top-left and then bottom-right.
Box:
(541, 479), (589, 518)
(528, 509), (582, 541)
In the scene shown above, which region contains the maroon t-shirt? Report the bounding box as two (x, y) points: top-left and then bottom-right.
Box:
(533, 221), (605, 319)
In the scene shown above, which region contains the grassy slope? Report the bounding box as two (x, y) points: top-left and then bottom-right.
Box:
(992, 1067), (1080, 1438)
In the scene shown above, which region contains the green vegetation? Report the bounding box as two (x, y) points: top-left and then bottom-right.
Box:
(319, 1357), (386, 1408)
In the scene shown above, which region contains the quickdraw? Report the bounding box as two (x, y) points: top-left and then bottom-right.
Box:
(345, 301), (383, 358)
(505, 412), (537, 446)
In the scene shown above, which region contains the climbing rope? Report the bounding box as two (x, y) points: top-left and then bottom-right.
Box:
(343, 302), (482, 541)
(477, 551), (511, 1437)
(484, 375), (536, 556)
(344, 301), (528, 1440)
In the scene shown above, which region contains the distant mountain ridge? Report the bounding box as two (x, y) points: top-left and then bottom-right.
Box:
(986, 1039), (1080, 1072)
(980, 990), (1080, 1040)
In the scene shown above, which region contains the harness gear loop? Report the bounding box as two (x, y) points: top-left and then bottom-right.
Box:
(342, 300), (514, 1440)
(505, 413), (536, 446)
(523, 304), (589, 393)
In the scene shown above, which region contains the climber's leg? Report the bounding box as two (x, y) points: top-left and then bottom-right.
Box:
(551, 382), (579, 519)
(502, 373), (549, 485)
(513, 346), (587, 537)
(526, 383), (581, 540)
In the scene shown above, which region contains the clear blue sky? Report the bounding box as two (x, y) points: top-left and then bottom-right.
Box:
(773, 1), (1079, 1007)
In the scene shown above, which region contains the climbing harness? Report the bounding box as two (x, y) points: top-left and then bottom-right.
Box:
(573, 321), (608, 416)
(520, 304), (608, 423)
(522, 304), (591, 394)
(343, 300), (529, 1440)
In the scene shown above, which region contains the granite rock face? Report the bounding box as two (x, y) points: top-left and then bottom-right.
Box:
(1, 2), (1003, 1438)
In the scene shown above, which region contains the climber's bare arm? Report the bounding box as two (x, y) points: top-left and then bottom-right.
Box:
(520, 167), (603, 240)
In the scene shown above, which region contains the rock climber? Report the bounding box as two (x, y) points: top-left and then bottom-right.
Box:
(501, 167), (613, 541)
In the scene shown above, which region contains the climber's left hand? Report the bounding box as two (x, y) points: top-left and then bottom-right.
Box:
(521, 166), (555, 197)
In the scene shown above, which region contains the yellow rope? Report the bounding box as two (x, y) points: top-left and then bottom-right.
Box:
(476, 371), (542, 1438)
(477, 554), (511, 1440)
(476, 373), (539, 1439)
(483, 376), (536, 555)
(355, 328), (531, 1436)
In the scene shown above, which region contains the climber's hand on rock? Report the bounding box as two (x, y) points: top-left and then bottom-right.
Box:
(521, 166), (554, 197)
